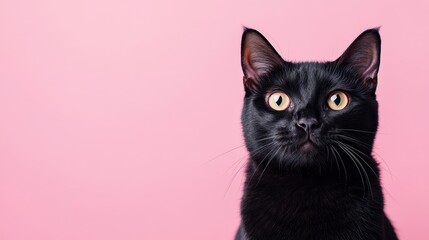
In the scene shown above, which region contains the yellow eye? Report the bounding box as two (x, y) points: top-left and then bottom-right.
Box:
(267, 91), (290, 111)
(327, 91), (349, 110)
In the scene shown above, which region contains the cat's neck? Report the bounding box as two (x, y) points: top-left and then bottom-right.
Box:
(245, 153), (380, 191)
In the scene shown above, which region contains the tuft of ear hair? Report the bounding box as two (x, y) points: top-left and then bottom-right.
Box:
(241, 28), (285, 91)
(335, 28), (381, 91)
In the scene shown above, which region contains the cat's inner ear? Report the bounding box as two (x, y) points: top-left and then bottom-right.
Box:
(241, 29), (284, 90)
(335, 28), (381, 89)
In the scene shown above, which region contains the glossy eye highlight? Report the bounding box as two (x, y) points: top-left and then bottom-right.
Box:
(327, 91), (349, 110)
(267, 91), (290, 111)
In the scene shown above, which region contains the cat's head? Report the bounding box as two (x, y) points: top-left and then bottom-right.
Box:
(240, 28), (381, 173)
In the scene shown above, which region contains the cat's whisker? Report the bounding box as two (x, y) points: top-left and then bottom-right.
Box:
(336, 128), (377, 134)
(327, 146), (341, 180)
(336, 141), (374, 198)
(205, 144), (246, 165)
(337, 142), (373, 177)
(335, 134), (394, 177)
(337, 142), (378, 178)
(249, 140), (278, 157)
(254, 135), (280, 142)
(224, 153), (248, 175)
(336, 134), (372, 147)
(336, 142), (368, 197)
(280, 144), (289, 169)
(257, 146), (282, 185)
(249, 142), (278, 182)
(224, 139), (278, 196)
(224, 159), (247, 198)
(206, 135), (277, 164)
(371, 150), (394, 178)
(331, 145), (348, 184)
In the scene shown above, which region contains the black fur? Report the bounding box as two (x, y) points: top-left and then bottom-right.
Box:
(235, 28), (398, 240)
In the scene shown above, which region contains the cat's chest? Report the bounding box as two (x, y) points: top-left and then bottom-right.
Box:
(240, 180), (375, 240)
(243, 181), (351, 220)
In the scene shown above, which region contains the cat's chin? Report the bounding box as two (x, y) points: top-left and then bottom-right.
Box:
(298, 140), (316, 152)
(286, 141), (323, 163)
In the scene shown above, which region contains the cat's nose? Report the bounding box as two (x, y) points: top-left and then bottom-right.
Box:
(296, 118), (320, 132)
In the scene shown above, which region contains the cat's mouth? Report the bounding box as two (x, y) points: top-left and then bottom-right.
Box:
(297, 134), (318, 152)
(298, 139), (316, 152)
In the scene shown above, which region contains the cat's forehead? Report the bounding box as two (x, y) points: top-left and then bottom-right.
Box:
(288, 62), (332, 83)
(274, 62), (339, 94)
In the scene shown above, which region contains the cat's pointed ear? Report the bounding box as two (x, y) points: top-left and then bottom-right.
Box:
(241, 28), (284, 91)
(335, 28), (381, 90)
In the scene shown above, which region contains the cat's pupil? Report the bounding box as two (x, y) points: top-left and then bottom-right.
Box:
(332, 94), (341, 105)
(275, 95), (283, 105)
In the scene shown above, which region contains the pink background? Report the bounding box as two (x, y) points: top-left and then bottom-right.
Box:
(0, 0), (428, 239)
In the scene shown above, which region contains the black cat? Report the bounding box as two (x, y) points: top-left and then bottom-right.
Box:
(235, 28), (398, 240)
